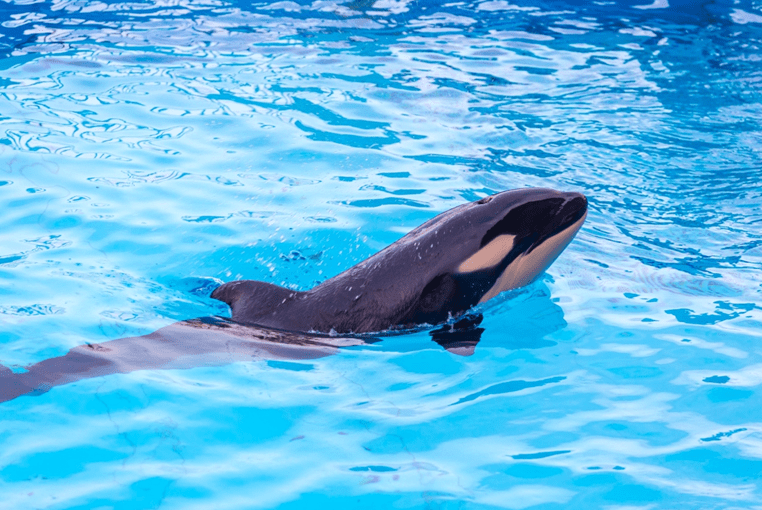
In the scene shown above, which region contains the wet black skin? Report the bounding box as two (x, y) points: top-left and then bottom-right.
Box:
(212, 188), (587, 334)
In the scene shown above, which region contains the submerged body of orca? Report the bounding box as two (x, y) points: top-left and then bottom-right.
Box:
(0, 188), (587, 403)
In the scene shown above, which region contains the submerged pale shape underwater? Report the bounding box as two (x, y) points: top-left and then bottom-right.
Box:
(0, 0), (761, 509)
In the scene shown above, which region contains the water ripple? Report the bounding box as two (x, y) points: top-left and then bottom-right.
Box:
(0, 0), (761, 508)
(450, 375), (566, 406)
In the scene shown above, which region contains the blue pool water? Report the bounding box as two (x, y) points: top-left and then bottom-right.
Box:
(1, 0), (761, 507)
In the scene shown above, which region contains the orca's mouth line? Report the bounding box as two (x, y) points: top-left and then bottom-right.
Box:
(528, 210), (588, 260)
(531, 195), (588, 252)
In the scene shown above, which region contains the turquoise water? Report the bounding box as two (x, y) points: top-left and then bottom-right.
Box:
(1, 0), (761, 507)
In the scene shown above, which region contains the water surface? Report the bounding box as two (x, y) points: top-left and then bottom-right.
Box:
(1, 0), (761, 508)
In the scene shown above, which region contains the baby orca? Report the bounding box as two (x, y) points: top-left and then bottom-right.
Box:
(212, 188), (587, 334)
(0, 188), (586, 403)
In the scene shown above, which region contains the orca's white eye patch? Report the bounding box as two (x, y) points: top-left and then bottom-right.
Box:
(456, 234), (515, 273)
(478, 211), (587, 303)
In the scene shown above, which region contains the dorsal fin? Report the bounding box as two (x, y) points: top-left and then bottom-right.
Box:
(211, 280), (299, 324)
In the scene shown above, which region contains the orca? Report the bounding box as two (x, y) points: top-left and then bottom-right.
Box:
(0, 188), (586, 403)
(212, 187), (587, 334)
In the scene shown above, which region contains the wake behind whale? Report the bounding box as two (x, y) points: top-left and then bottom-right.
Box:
(0, 188), (587, 403)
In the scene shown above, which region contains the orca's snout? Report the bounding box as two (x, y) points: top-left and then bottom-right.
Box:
(563, 191), (587, 209)
(559, 192), (587, 227)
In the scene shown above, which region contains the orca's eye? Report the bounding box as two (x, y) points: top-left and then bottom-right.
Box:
(476, 196), (493, 205)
